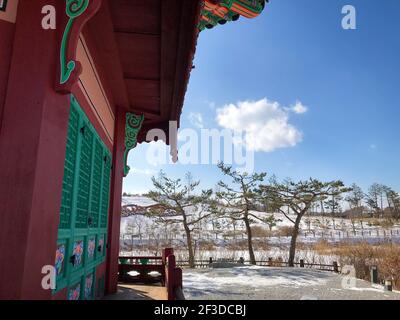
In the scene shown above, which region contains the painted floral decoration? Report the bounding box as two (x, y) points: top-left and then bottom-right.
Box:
(68, 283), (81, 301)
(73, 240), (83, 266)
(98, 237), (104, 253)
(88, 238), (95, 259)
(85, 274), (93, 299)
(55, 244), (66, 276)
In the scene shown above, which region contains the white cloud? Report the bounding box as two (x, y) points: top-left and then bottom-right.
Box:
(291, 101), (308, 114)
(216, 98), (305, 152)
(188, 112), (204, 128)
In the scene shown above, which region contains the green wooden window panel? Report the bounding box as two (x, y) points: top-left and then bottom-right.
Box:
(90, 140), (103, 228)
(55, 95), (112, 298)
(100, 154), (111, 228)
(75, 122), (94, 229)
(59, 105), (79, 229)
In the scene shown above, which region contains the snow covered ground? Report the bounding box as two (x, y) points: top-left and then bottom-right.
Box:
(183, 266), (400, 300)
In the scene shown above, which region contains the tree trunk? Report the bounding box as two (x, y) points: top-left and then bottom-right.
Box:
(183, 223), (195, 268)
(288, 214), (303, 267)
(244, 217), (256, 265)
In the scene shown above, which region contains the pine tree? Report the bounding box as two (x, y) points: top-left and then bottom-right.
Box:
(345, 183), (364, 209)
(260, 177), (350, 267)
(215, 162), (267, 265)
(148, 171), (214, 268)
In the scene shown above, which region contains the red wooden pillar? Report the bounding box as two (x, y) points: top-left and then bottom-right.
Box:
(105, 106), (126, 295)
(0, 1), (70, 299)
(0, 17), (15, 128)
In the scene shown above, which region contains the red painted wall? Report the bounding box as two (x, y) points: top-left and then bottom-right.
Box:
(0, 1), (70, 299)
(0, 1), (122, 300)
(0, 19), (15, 129)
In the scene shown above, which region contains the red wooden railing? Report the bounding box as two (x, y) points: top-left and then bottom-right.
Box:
(118, 248), (184, 300)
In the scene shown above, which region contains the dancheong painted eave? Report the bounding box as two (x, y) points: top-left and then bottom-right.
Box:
(198, 0), (268, 31)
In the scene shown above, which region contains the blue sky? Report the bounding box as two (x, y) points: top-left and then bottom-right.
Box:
(124, 0), (400, 195)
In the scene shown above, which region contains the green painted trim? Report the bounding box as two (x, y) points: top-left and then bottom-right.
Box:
(60, 0), (90, 84)
(124, 113), (145, 177)
(55, 95), (112, 298)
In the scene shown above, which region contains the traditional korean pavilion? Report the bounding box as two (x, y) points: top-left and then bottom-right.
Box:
(0, 0), (266, 300)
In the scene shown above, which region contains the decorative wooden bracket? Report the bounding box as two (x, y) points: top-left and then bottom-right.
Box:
(124, 113), (145, 177)
(56, 0), (102, 93)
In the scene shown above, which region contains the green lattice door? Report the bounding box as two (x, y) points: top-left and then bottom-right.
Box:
(54, 95), (112, 300)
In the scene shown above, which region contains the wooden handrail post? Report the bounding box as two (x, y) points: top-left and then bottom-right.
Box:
(162, 247), (174, 264)
(168, 254), (176, 268)
(166, 254), (176, 300)
(370, 266), (378, 284)
(333, 261), (339, 273)
(164, 253), (185, 300)
(384, 279), (393, 292)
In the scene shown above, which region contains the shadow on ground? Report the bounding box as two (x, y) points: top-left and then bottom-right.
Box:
(104, 284), (167, 300)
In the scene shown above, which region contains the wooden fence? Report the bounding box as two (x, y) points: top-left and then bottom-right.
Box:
(176, 258), (340, 273)
(303, 228), (400, 239)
